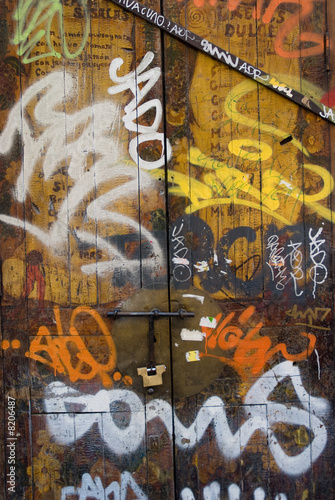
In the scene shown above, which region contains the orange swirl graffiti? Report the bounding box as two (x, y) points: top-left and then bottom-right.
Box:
(181, 3), (215, 38)
(25, 306), (124, 388)
(201, 307), (316, 380)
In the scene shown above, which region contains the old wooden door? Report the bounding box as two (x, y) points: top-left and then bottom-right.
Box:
(1, 0), (335, 499)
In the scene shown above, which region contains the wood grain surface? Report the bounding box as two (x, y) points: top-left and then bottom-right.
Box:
(0, 1), (334, 499)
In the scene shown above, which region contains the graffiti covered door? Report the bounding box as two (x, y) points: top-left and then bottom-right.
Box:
(0, 1), (180, 497)
(1, 0), (335, 499)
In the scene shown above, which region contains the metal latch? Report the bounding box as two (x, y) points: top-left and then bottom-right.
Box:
(108, 308), (194, 392)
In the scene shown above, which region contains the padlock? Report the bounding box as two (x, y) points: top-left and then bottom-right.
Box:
(108, 307), (193, 392)
(137, 364), (166, 387)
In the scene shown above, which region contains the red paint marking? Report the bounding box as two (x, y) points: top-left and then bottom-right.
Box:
(321, 89), (335, 109)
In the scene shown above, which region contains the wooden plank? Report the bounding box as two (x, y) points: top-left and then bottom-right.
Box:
(0, 0), (335, 499)
(109, 0), (335, 125)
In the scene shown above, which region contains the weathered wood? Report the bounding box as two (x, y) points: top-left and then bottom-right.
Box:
(110, 0), (335, 126)
(1, 0), (334, 499)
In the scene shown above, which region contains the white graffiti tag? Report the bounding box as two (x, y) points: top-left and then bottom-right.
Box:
(61, 471), (147, 500)
(171, 220), (192, 283)
(181, 483), (287, 500)
(266, 234), (304, 296)
(309, 227), (328, 298)
(44, 361), (328, 477)
(108, 51), (172, 170)
(0, 55), (167, 278)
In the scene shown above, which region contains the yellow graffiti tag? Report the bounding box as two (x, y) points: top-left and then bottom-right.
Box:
(286, 304), (331, 331)
(152, 77), (334, 224)
(191, 147), (334, 223)
(152, 141), (334, 225)
(228, 139), (273, 162)
(224, 80), (309, 156)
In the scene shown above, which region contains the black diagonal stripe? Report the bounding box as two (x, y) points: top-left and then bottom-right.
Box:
(109, 0), (335, 126)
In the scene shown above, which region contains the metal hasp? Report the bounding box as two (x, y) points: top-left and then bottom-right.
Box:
(108, 309), (194, 391)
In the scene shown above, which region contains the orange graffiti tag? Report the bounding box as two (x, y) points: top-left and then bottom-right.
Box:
(176, 0), (325, 59)
(25, 306), (120, 388)
(201, 306), (316, 380)
(1, 339), (21, 350)
(228, 0), (325, 59)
